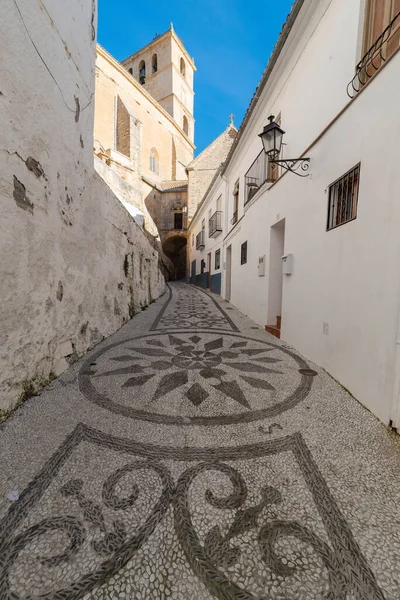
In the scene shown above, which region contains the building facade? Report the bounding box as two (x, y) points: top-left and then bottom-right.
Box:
(94, 29), (195, 278)
(188, 0), (400, 428)
(94, 31), (239, 281)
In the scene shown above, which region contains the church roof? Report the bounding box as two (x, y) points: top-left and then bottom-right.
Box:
(187, 123), (237, 171)
(161, 180), (188, 192)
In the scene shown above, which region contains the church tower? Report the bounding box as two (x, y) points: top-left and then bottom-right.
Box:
(122, 24), (195, 144)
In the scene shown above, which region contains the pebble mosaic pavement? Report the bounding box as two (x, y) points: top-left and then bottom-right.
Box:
(1, 282), (400, 600)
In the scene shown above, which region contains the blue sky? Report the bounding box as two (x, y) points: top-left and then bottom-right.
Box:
(98, 0), (294, 155)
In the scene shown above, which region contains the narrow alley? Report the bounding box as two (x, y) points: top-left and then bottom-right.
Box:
(0, 282), (399, 599)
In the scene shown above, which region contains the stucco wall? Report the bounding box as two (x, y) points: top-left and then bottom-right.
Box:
(221, 2), (400, 425)
(189, 177), (225, 282)
(188, 0), (400, 426)
(0, 0), (165, 415)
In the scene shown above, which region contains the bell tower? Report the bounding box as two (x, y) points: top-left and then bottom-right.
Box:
(122, 24), (196, 143)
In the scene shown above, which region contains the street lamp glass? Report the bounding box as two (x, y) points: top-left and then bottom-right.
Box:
(259, 116), (285, 156)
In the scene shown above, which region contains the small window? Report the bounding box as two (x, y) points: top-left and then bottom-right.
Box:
(180, 57), (186, 77)
(183, 115), (189, 136)
(327, 164), (360, 231)
(128, 67), (133, 75)
(215, 249), (221, 270)
(152, 54), (158, 73)
(174, 212), (183, 229)
(240, 241), (247, 265)
(150, 148), (159, 174)
(139, 60), (146, 84)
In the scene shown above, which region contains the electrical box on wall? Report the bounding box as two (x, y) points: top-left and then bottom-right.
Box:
(282, 253), (293, 275)
(258, 255), (266, 277)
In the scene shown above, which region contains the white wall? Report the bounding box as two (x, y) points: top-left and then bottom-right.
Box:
(227, 52), (400, 425)
(0, 0), (164, 415)
(224, 0), (361, 225)
(216, 0), (400, 425)
(189, 178), (225, 279)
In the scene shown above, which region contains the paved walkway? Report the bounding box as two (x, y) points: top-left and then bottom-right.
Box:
(1, 282), (400, 600)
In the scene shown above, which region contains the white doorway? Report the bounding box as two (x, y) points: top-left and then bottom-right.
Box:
(266, 219), (285, 338)
(225, 245), (232, 301)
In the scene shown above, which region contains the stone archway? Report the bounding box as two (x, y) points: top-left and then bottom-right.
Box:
(162, 234), (187, 280)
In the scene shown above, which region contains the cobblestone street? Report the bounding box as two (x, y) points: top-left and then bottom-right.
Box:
(1, 282), (400, 599)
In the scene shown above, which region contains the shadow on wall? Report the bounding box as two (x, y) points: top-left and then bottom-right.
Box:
(144, 187), (162, 230)
(163, 235), (187, 280)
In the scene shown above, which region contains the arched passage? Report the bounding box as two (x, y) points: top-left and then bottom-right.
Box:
(162, 234), (187, 280)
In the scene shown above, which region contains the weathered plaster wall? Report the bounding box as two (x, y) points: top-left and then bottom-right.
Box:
(0, 0), (165, 415)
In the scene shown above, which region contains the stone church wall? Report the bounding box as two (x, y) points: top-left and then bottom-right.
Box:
(0, 0), (165, 417)
(95, 48), (194, 187)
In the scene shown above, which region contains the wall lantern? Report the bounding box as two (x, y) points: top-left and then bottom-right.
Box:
(259, 116), (310, 177)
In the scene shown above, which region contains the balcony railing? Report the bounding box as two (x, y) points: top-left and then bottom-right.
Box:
(347, 10), (400, 98)
(209, 211), (223, 237)
(244, 150), (269, 205)
(196, 230), (205, 250)
(231, 211), (238, 225)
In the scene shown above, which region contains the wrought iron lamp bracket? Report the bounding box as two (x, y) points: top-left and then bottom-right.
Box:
(269, 157), (311, 178)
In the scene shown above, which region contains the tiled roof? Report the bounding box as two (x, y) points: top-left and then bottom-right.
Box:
(161, 180), (188, 192)
(187, 125), (237, 170)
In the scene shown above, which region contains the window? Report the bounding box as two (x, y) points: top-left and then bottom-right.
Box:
(174, 212), (183, 229)
(363, 0), (400, 55)
(139, 60), (146, 84)
(152, 54), (158, 73)
(327, 164), (360, 231)
(128, 67), (133, 75)
(240, 242), (247, 265)
(215, 249), (221, 270)
(180, 57), (186, 77)
(183, 115), (189, 136)
(149, 148), (159, 174)
(116, 96), (130, 158)
(232, 179), (239, 224)
(353, 1), (400, 92)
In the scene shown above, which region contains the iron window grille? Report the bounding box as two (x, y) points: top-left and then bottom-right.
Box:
(196, 231), (205, 250)
(241, 241), (248, 265)
(209, 211), (223, 237)
(327, 164), (360, 231)
(215, 249), (221, 270)
(244, 151), (269, 205)
(347, 10), (400, 98)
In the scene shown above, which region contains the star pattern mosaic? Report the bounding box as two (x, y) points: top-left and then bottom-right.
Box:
(0, 282), (397, 600)
(79, 331), (313, 426)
